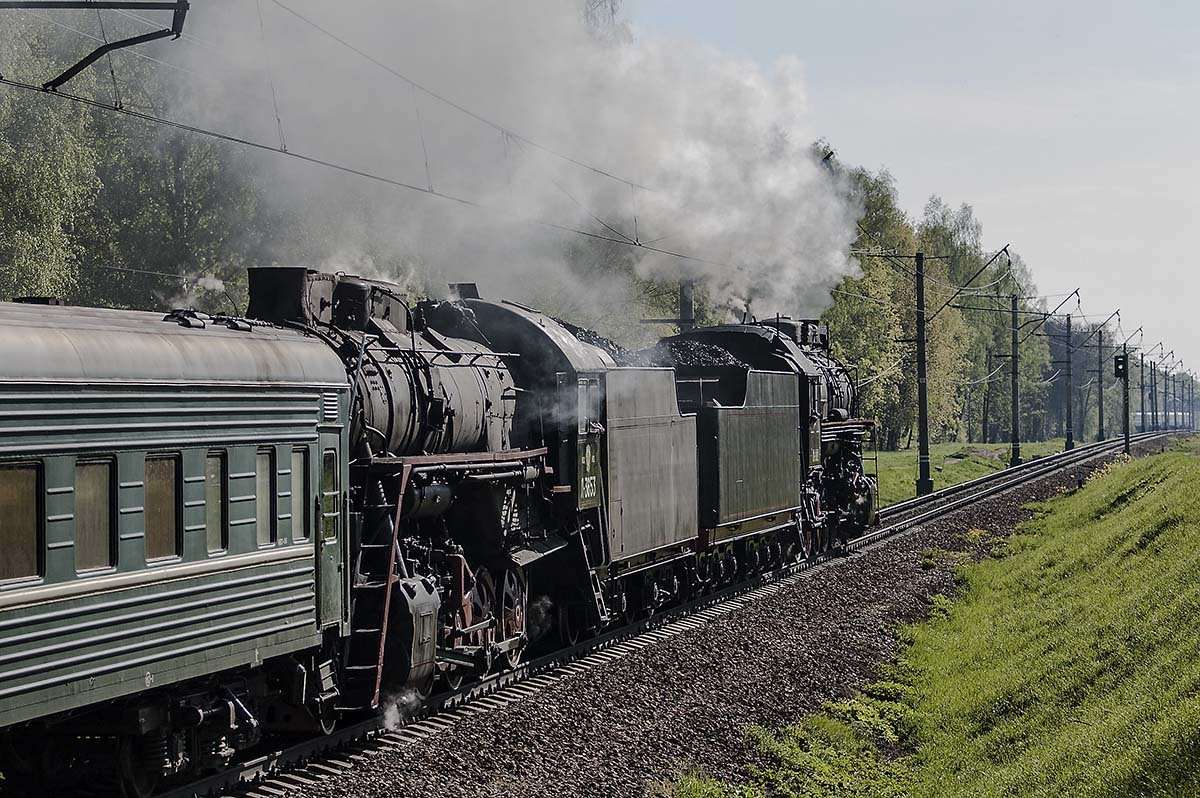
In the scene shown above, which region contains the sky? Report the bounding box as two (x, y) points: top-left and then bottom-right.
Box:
(629, 0), (1200, 367)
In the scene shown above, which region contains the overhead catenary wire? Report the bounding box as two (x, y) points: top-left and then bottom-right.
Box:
(0, 75), (742, 271)
(267, 0), (655, 193)
(255, 0), (287, 152)
(856, 356), (911, 388)
(87, 262), (211, 282)
(959, 265), (1017, 294)
(1070, 309), (1119, 353)
(550, 176), (636, 244)
(92, 7), (123, 108)
(852, 221), (962, 291)
(927, 245), (1009, 322)
(1017, 288), (1079, 346)
(941, 361), (1006, 387)
(829, 286), (898, 308)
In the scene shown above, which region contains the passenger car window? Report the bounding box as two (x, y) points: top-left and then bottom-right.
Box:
(321, 450), (339, 542)
(0, 464), (39, 580)
(291, 448), (308, 541)
(75, 460), (113, 571)
(256, 448), (276, 546)
(144, 455), (180, 560)
(205, 452), (227, 552)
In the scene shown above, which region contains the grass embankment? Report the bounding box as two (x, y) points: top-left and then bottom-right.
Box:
(875, 439), (1064, 507)
(676, 438), (1200, 797)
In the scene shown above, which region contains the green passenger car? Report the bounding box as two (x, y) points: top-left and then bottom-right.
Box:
(0, 300), (349, 791)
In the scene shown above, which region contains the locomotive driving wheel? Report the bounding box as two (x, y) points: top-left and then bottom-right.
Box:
(496, 566), (528, 669)
(799, 523), (817, 561)
(446, 569), (496, 687)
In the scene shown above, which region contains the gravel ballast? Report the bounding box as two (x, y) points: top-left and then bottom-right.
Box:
(296, 440), (1167, 798)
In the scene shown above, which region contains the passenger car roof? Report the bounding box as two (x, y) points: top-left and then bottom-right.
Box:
(0, 302), (347, 385)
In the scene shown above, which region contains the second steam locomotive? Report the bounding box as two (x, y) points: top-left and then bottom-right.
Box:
(0, 267), (876, 795)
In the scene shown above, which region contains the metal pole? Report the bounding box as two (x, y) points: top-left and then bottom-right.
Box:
(1139, 353), (1145, 433)
(1096, 328), (1105, 440)
(1169, 372), (1175, 429)
(983, 349), (992, 443)
(1010, 295), (1021, 466)
(1122, 343), (1130, 455)
(1168, 372), (1174, 429)
(1065, 315), (1074, 450)
(1151, 362), (1158, 430)
(915, 252), (934, 496)
(1172, 372), (1179, 429)
(678, 278), (696, 332)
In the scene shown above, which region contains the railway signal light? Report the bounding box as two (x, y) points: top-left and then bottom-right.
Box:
(1114, 353), (1128, 380)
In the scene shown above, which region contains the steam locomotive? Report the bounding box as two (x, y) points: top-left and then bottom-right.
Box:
(0, 267), (875, 795)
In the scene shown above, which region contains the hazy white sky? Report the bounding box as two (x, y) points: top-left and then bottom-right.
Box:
(630, 0), (1199, 366)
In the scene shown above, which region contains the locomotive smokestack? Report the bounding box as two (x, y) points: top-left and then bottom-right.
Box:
(247, 267), (335, 327)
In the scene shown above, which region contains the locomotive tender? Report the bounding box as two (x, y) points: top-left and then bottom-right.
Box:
(0, 267), (875, 795)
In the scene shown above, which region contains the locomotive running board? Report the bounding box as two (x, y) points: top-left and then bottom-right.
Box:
(366, 447), (548, 467)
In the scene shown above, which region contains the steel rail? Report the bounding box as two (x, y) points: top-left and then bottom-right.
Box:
(155, 430), (1177, 798)
(877, 431), (1161, 520)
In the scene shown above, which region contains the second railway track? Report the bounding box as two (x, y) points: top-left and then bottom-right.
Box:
(161, 431), (1177, 798)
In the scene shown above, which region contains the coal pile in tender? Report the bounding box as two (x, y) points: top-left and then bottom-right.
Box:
(650, 339), (748, 369)
(552, 317), (649, 366)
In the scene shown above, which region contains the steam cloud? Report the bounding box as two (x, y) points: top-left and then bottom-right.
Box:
(380, 688), (422, 732)
(171, 0), (860, 326)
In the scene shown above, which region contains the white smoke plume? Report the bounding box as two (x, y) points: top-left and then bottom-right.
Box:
(157, 1), (861, 323)
(379, 687), (422, 732)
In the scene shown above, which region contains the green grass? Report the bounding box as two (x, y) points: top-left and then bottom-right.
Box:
(875, 439), (1065, 507)
(673, 437), (1200, 798)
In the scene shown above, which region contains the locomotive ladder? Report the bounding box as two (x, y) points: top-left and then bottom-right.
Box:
(576, 523), (611, 625)
(338, 465), (413, 710)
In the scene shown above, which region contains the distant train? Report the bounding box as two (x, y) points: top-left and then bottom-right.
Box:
(0, 267), (876, 795)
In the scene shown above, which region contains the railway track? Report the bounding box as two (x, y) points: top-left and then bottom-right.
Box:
(159, 431), (1175, 798)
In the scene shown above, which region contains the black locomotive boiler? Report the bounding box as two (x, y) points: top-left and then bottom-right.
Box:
(0, 267), (876, 795)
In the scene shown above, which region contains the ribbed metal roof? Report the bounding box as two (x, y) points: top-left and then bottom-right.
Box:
(0, 302), (347, 385)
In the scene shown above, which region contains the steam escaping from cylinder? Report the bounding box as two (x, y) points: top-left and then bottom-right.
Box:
(526, 594), (556, 643)
(168, 1), (861, 326)
(380, 688), (423, 732)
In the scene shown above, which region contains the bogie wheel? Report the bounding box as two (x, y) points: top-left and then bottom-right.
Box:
(722, 549), (737, 583)
(557, 593), (587, 647)
(316, 699), (339, 735)
(118, 735), (160, 798)
(496, 567), (528, 670)
(620, 578), (641, 625)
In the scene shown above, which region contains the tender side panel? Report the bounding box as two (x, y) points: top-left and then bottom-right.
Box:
(698, 371), (802, 529)
(604, 369), (698, 560)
